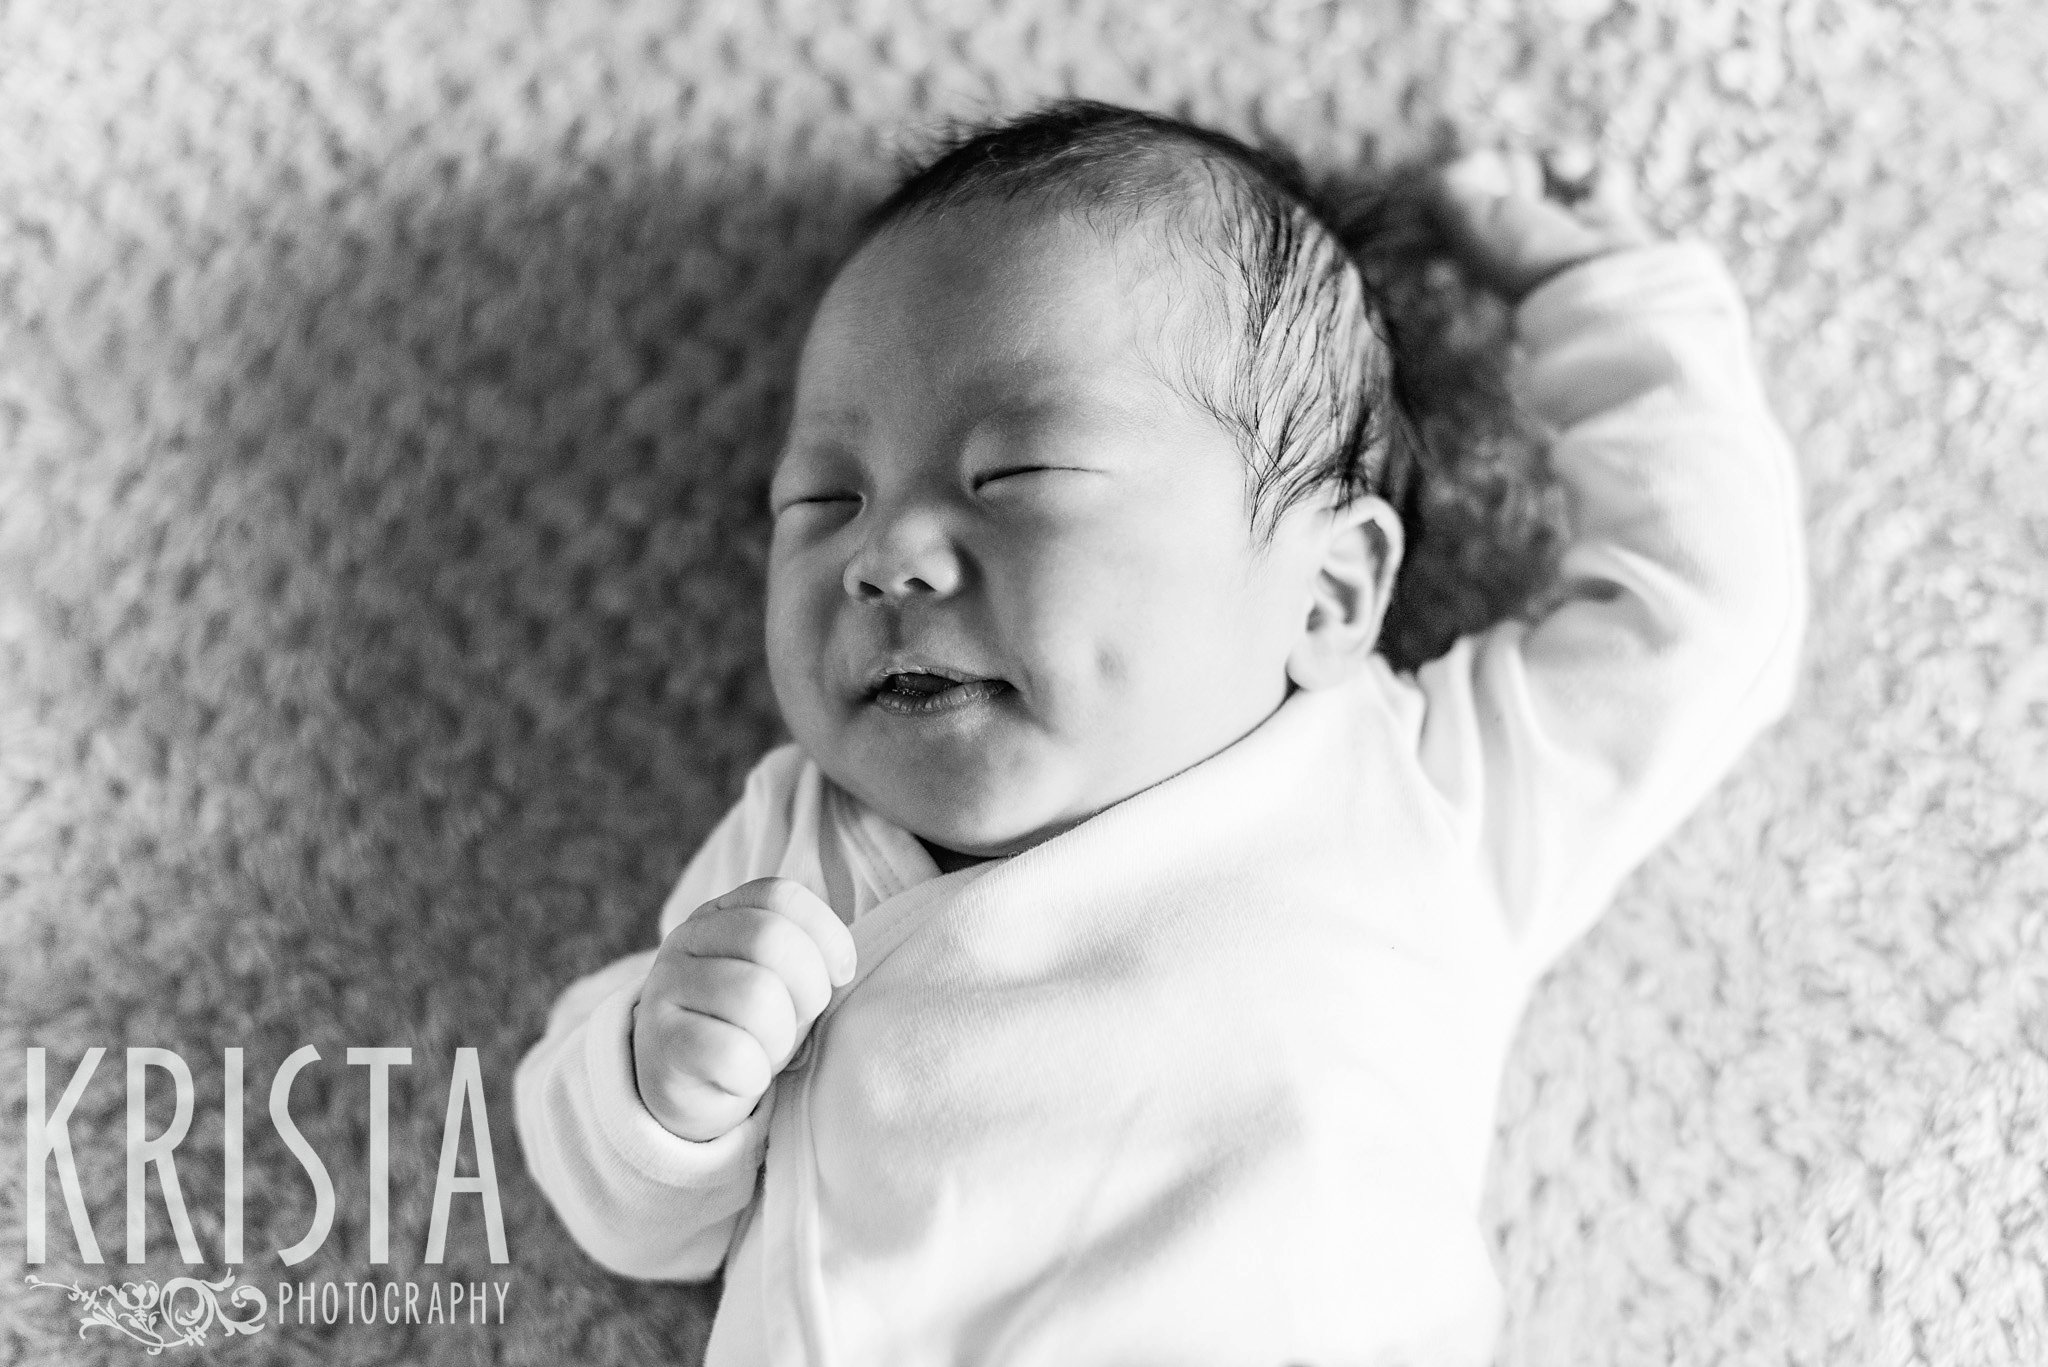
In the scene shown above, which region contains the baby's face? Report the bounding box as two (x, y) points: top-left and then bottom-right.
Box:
(766, 209), (1329, 861)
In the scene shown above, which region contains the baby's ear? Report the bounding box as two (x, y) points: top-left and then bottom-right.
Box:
(1286, 497), (1404, 691)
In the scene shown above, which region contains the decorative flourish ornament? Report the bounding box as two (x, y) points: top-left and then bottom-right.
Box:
(25, 1273), (268, 1353)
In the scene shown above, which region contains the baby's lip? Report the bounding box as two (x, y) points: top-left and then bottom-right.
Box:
(858, 655), (1004, 699)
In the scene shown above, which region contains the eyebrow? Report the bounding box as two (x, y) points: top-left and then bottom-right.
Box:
(957, 349), (1178, 425)
(1015, 375), (1199, 449)
(975, 394), (1148, 448)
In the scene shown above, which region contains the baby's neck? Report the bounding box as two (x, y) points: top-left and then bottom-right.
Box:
(919, 838), (1000, 875)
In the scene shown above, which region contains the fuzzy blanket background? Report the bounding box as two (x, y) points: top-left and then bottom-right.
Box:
(4, 1), (2044, 1363)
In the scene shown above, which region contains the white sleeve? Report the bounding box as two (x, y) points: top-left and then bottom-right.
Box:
(513, 746), (808, 1281)
(1411, 242), (1807, 974)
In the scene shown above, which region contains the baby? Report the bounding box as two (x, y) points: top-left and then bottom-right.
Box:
(517, 101), (1805, 1364)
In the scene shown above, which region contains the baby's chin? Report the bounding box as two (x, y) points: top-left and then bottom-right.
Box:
(833, 750), (1093, 863)
(885, 782), (1074, 862)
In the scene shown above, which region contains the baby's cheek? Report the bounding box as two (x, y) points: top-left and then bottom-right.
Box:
(765, 579), (837, 715)
(762, 592), (807, 693)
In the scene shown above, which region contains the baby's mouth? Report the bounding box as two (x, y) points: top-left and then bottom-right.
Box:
(866, 669), (1011, 717)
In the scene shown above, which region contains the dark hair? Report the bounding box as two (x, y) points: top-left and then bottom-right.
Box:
(858, 100), (1559, 670)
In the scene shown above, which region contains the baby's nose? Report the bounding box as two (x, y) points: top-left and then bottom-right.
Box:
(843, 515), (963, 603)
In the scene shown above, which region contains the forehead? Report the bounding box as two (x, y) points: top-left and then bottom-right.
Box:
(789, 207), (1217, 427)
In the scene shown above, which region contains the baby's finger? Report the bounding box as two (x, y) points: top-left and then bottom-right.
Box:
(1576, 166), (1652, 247)
(1542, 148), (1653, 249)
(675, 903), (839, 1028)
(1539, 143), (1602, 205)
(703, 877), (857, 987)
(643, 1005), (774, 1102)
(645, 1081), (755, 1144)
(669, 954), (801, 1067)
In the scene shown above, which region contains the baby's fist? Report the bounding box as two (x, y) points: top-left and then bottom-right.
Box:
(632, 877), (857, 1142)
(1436, 147), (1653, 302)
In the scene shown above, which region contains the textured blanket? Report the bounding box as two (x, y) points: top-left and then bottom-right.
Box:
(3, 2), (2043, 1364)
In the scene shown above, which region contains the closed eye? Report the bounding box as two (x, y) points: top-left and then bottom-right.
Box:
(972, 465), (1081, 491)
(773, 491), (862, 515)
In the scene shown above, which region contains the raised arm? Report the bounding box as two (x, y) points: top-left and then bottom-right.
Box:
(1410, 152), (1806, 972)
